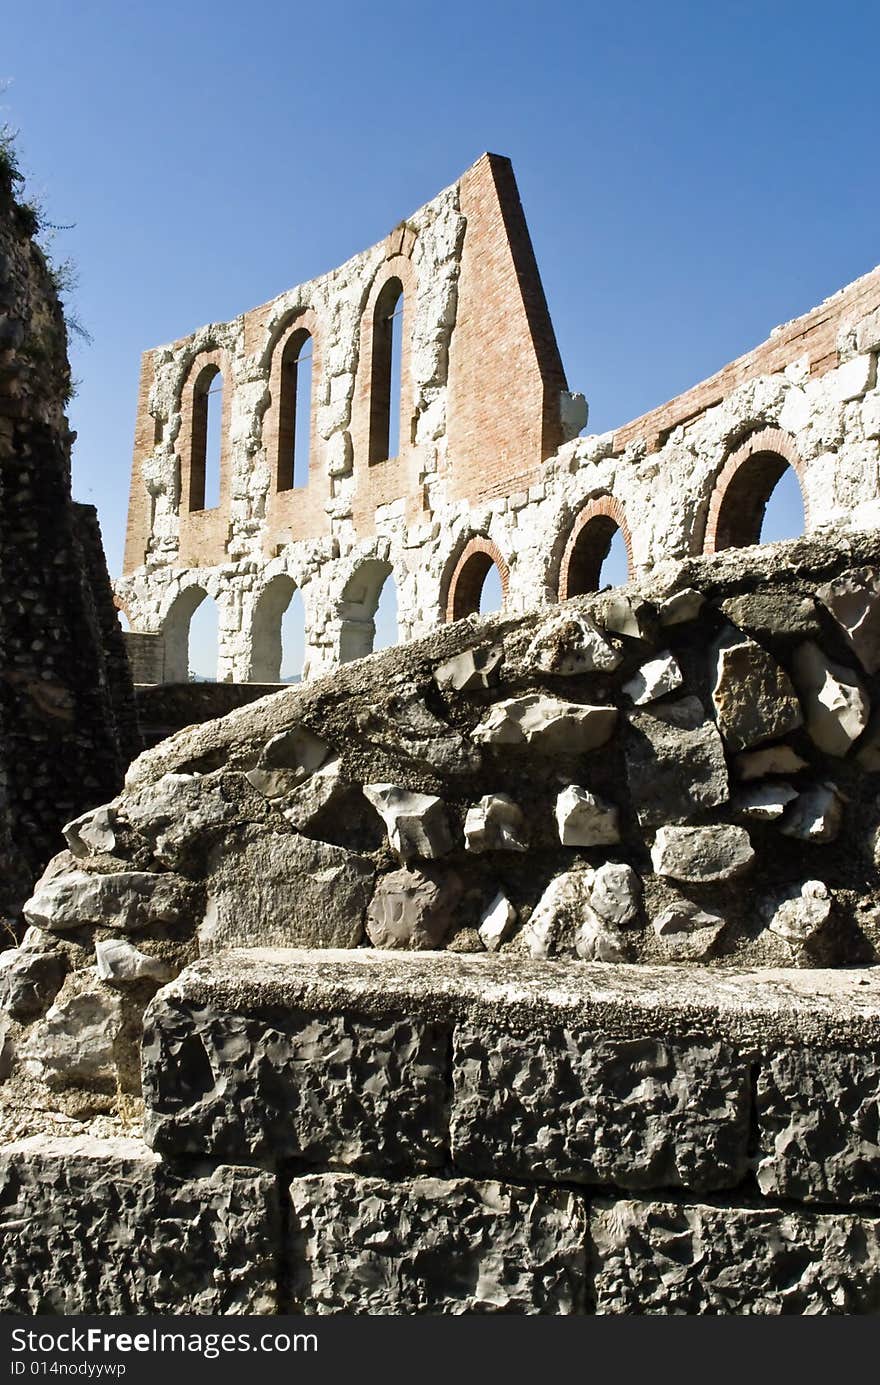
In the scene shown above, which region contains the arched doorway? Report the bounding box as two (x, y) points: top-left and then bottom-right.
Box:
(163, 587), (218, 683)
(250, 575), (306, 683)
(339, 559), (397, 663)
(444, 538), (510, 622)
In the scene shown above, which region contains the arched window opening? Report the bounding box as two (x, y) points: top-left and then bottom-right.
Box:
(561, 513), (629, 598)
(448, 548), (507, 622)
(339, 560), (396, 663)
(369, 278), (404, 465)
(190, 365), (222, 511)
(277, 330), (313, 492)
(250, 575), (305, 683)
(713, 450), (805, 551)
(161, 587), (212, 683)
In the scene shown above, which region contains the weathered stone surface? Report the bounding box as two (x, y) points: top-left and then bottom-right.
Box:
(622, 651), (683, 705)
(658, 588), (704, 626)
(472, 695), (616, 753)
(0, 1136), (279, 1314)
(289, 1173), (586, 1315)
(556, 785), (620, 846)
(20, 984), (123, 1091)
(366, 866), (462, 950)
(574, 911), (625, 962)
(757, 1049), (880, 1206)
(0, 948), (65, 1021)
(734, 781), (799, 821)
(604, 594), (653, 640)
(452, 1027), (750, 1191)
(817, 567), (880, 674)
(123, 772), (242, 867)
(780, 783), (844, 842)
(464, 793), (528, 852)
(710, 627), (803, 751)
(478, 891), (516, 951)
(22, 862), (188, 935)
(143, 979), (449, 1168)
(652, 899), (726, 960)
(527, 610), (622, 675)
(524, 863), (636, 959)
(360, 692), (482, 774)
(651, 825), (755, 882)
(0, 1018), (14, 1081)
(203, 829), (373, 950)
(589, 862), (640, 926)
(793, 642), (870, 756)
(363, 783), (454, 860)
(625, 698), (729, 828)
(734, 743), (809, 779)
(764, 880), (833, 945)
(523, 869), (591, 958)
(280, 756), (350, 826)
(434, 643), (503, 692)
(63, 803), (117, 859)
(95, 937), (171, 985)
(591, 1198), (880, 1314)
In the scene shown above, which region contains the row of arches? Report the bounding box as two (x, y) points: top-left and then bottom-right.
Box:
(130, 431), (807, 681)
(186, 276), (406, 515)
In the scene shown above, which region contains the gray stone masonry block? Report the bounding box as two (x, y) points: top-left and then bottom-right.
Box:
(591, 1197), (880, 1314)
(143, 980), (449, 1168)
(451, 1028), (750, 1192)
(757, 1049), (880, 1206)
(0, 1136), (279, 1314)
(288, 1172), (587, 1314)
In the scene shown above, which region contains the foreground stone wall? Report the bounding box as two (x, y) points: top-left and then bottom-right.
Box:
(3, 951), (880, 1314)
(5, 529), (880, 1121)
(116, 153), (880, 682)
(0, 156), (140, 921)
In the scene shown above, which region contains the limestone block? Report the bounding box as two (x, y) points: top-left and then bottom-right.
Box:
(756, 1049), (880, 1205)
(0, 948), (65, 1021)
(523, 869), (592, 958)
(591, 1198), (880, 1314)
(625, 698), (729, 828)
(710, 627), (802, 751)
(63, 803), (117, 859)
(734, 744), (809, 779)
(366, 865), (462, 950)
(652, 899), (725, 960)
(816, 568), (880, 674)
(830, 354), (876, 403)
(23, 863), (189, 935)
(123, 772), (243, 868)
(780, 783), (844, 842)
(573, 910), (625, 962)
(793, 642), (870, 756)
(203, 829), (373, 950)
(0, 1137), (279, 1314)
(452, 1027), (750, 1191)
(556, 785), (620, 846)
(280, 756), (350, 828)
(20, 984), (123, 1091)
(658, 588), (704, 626)
(245, 724), (332, 798)
(472, 695), (617, 754)
(478, 891), (516, 951)
(622, 651), (683, 705)
(464, 794), (528, 852)
(95, 937), (172, 985)
(590, 862), (640, 926)
(142, 987), (449, 1168)
(734, 781), (799, 821)
(363, 783), (454, 860)
(651, 825), (755, 882)
(527, 610), (622, 676)
(288, 1173), (587, 1314)
(764, 880), (832, 944)
(434, 643), (503, 691)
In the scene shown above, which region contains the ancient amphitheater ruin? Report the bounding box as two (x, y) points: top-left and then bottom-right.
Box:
(4, 152), (880, 1316)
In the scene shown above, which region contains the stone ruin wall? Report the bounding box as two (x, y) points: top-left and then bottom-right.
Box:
(115, 152), (880, 686)
(0, 161), (139, 922)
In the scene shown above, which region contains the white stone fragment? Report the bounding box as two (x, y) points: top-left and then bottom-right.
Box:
(63, 804), (117, 859)
(522, 870), (589, 959)
(650, 825), (755, 882)
(734, 782), (799, 821)
(95, 938), (171, 985)
(589, 861), (640, 925)
(764, 880), (832, 944)
(471, 696), (617, 754)
(363, 784), (453, 861)
(792, 642), (870, 757)
(555, 785), (620, 846)
(464, 795), (528, 852)
(780, 783), (844, 843)
(622, 651), (683, 705)
(816, 568), (880, 674)
(478, 892), (517, 952)
(528, 611), (622, 676)
(434, 644), (503, 692)
(574, 908), (624, 963)
(658, 589), (704, 626)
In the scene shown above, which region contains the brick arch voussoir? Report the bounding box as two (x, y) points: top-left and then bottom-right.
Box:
(443, 536), (510, 624)
(703, 426), (808, 555)
(557, 495), (634, 601)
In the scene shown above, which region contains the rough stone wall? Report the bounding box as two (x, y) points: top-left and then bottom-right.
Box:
(116, 153), (880, 684)
(0, 161), (140, 922)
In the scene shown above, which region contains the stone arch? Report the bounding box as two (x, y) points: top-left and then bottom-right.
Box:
(249, 573), (305, 682)
(557, 496), (634, 600)
(162, 585), (213, 682)
(338, 559), (396, 663)
(262, 307), (322, 493)
(443, 537), (510, 623)
(703, 426), (809, 554)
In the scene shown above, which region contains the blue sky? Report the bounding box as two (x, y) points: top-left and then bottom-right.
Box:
(4, 1), (878, 674)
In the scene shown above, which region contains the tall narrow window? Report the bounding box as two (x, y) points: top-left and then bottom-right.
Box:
(190, 364), (222, 511)
(369, 278), (403, 464)
(277, 330), (313, 491)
